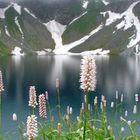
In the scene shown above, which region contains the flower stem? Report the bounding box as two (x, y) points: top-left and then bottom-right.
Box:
(42, 118), (46, 140)
(57, 88), (61, 121)
(83, 94), (88, 140)
(0, 93), (2, 134)
(32, 107), (34, 115)
(47, 101), (52, 123)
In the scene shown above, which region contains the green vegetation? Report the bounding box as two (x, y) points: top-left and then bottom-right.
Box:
(0, 41), (11, 56)
(1, 85), (140, 140)
(5, 7), (21, 36)
(62, 1), (104, 44)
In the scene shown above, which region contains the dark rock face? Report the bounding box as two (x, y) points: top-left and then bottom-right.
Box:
(19, 0), (84, 25)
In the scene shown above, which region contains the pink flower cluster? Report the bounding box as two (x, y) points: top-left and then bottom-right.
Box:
(0, 70), (4, 93)
(39, 94), (47, 118)
(80, 56), (96, 93)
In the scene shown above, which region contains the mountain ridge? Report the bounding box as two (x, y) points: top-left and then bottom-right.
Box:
(0, 0), (140, 55)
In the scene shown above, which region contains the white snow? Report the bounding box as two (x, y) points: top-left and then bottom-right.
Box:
(100, 12), (107, 17)
(102, 0), (109, 5)
(24, 8), (37, 19)
(11, 47), (24, 56)
(123, 1), (140, 48)
(81, 49), (110, 55)
(101, 1), (140, 48)
(47, 0), (140, 55)
(44, 20), (66, 49)
(116, 20), (125, 30)
(14, 16), (24, 39)
(45, 49), (52, 52)
(5, 26), (10, 37)
(36, 49), (52, 55)
(12, 3), (21, 15)
(36, 50), (47, 56)
(135, 44), (139, 54)
(82, 0), (89, 9)
(0, 3), (21, 19)
(102, 11), (121, 26)
(112, 31), (116, 34)
(69, 11), (87, 25)
(0, 9), (5, 19)
(53, 24), (103, 54)
(98, 50), (110, 55)
(45, 19), (103, 54)
(0, 5), (11, 19)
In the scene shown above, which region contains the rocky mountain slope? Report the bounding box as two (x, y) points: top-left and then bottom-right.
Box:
(0, 0), (140, 55)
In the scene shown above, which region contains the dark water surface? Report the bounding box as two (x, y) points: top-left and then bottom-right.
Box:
(0, 55), (140, 139)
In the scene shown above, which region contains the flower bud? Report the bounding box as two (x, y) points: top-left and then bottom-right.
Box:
(125, 110), (128, 117)
(133, 105), (137, 114)
(111, 102), (114, 108)
(56, 78), (59, 88)
(135, 94), (139, 102)
(45, 91), (49, 101)
(116, 90), (118, 99)
(57, 123), (62, 134)
(12, 113), (17, 121)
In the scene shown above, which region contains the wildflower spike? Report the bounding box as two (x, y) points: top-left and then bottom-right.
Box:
(80, 55), (96, 93)
(28, 86), (38, 108)
(39, 94), (47, 118)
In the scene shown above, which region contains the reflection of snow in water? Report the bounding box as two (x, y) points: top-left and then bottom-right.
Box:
(49, 55), (80, 89)
(10, 56), (24, 103)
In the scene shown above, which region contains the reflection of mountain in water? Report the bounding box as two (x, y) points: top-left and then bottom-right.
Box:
(1, 55), (140, 100)
(96, 56), (140, 99)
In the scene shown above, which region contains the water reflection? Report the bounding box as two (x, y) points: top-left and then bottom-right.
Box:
(49, 55), (80, 89)
(0, 55), (140, 136)
(96, 56), (140, 100)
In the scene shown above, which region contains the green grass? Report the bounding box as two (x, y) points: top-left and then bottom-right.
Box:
(1, 86), (140, 140)
(0, 41), (11, 56)
(5, 7), (21, 36)
(62, 1), (104, 44)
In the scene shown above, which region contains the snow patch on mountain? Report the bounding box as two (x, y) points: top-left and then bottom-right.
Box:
(68, 49), (110, 55)
(44, 20), (66, 49)
(102, 0), (109, 5)
(83, 0), (89, 9)
(69, 11), (87, 25)
(5, 26), (10, 37)
(81, 49), (110, 55)
(50, 1), (140, 54)
(0, 9), (5, 19)
(24, 8), (37, 19)
(0, 3), (21, 19)
(116, 20), (125, 30)
(101, 1), (140, 48)
(53, 24), (103, 54)
(45, 19), (103, 54)
(121, 1), (140, 48)
(36, 49), (52, 55)
(12, 3), (21, 15)
(14, 16), (24, 39)
(36, 50), (47, 56)
(0, 5), (11, 19)
(101, 11), (121, 26)
(11, 47), (24, 56)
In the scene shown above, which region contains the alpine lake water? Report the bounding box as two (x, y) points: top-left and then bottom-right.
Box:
(0, 55), (140, 139)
